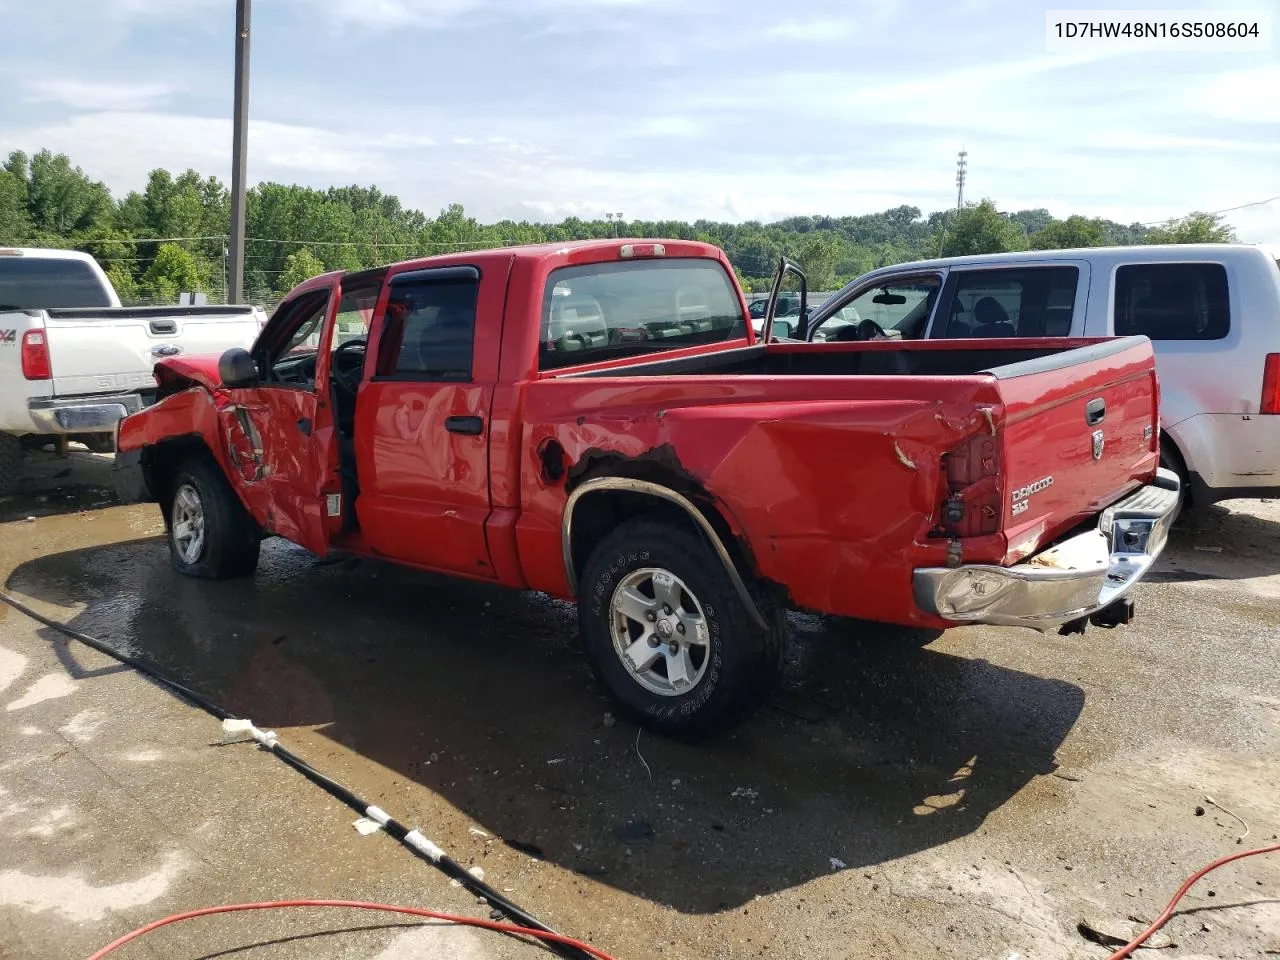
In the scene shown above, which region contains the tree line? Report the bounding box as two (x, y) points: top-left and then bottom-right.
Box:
(0, 148), (1239, 305)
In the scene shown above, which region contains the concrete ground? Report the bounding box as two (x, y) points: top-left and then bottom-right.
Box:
(1, 449), (1278, 959)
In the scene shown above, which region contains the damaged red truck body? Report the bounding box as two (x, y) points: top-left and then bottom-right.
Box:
(114, 239), (1179, 735)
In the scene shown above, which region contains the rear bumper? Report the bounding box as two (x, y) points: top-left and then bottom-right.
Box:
(913, 468), (1181, 630)
(27, 393), (144, 434)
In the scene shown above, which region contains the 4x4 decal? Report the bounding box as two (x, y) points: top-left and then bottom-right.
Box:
(0, 329), (16, 344)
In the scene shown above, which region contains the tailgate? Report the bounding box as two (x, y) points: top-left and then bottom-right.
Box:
(42, 307), (261, 396)
(994, 337), (1160, 563)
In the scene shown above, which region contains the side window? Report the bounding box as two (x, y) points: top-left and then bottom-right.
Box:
(813, 275), (942, 342)
(377, 274), (478, 380)
(1113, 263), (1229, 341)
(936, 266), (1079, 338)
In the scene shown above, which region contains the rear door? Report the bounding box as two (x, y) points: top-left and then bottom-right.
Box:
(926, 262), (1088, 339)
(43, 308), (261, 397)
(352, 265), (497, 577)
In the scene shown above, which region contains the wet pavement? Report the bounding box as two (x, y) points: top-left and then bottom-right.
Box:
(1, 452), (1278, 959)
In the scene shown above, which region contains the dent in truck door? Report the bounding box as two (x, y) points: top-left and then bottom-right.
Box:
(222, 283), (342, 556)
(353, 265), (496, 578)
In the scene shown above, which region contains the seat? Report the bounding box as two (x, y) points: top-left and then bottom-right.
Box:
(1128, 293), (1202, 340)
(970, 297), (1017, 338)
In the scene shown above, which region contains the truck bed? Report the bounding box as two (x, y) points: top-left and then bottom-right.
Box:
(557, 336), (1126, 380)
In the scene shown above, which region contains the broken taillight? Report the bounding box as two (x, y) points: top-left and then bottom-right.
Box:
(939, 427), (1002, 538)
(1262, 353), (1280, 415)
(21, 330), (51, 380)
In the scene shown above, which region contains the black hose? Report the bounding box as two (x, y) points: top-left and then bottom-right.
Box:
(0, 587), (593, 960)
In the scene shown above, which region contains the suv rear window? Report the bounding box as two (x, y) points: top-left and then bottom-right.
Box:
(539, 259), (745, 370)
(0, 256), (113, 309)
(1114, 263), (1229, 341)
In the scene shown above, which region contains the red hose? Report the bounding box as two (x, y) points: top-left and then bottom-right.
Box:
(1105, 842), (1280, 960)
(85, 899), (619, 960)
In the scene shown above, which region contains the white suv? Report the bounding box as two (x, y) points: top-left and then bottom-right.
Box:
(802, 243), (1280, 510)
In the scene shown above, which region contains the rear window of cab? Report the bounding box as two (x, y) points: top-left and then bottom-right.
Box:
(538, 259), (746, 370)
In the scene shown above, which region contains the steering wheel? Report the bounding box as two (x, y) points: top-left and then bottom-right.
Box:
(856, 318), (888, 341)
(329, 338), (367, 396)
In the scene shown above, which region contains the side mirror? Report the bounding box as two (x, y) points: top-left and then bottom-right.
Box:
(219, 347), (258, 388)
(772, 319), (795, 340)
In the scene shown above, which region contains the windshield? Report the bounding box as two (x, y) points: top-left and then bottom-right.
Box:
(0, 256), (113, 310)
(813, 277), (942, 342)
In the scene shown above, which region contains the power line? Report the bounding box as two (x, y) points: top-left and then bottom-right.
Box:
(1140, 194), (1279, 226)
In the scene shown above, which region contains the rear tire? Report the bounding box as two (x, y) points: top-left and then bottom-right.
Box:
(578, 518), (784, 738)
(166, 456), (261, 579)
(1160, 440), (1190, 524)
(0, 433), (22, 497)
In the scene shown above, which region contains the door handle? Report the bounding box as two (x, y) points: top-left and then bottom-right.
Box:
(445, 415), (484, 436)
(297, 418), (312, 436)
(1085, 398), (1106, 426)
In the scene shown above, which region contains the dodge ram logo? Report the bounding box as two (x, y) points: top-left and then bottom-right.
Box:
(1092, 430), (1105, 461)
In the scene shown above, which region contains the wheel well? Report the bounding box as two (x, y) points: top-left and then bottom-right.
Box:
(1159, 434), (1191, 504)
(567, 478), (756, 591)
(142, 435), (219, 517)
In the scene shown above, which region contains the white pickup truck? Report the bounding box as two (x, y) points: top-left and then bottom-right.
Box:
(799, 243), (1280, 512)
(0, 247), (267, 494)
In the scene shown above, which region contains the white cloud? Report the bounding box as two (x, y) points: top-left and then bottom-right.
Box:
(306, 0), (660, 29)
(25, 79), (176, 112)
(765, 19), (856, 41)
(1191, 66), (1280, 124)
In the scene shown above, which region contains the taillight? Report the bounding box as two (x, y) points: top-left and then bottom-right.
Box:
(1262, 353), (1280, 415)
(939, 427), (1002, 538)
(21, 330), (51, 380)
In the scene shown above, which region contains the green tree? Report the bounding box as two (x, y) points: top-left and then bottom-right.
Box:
(277, 247), (326, 293)
(23, 150), (113, 237)
(0, 168), (30, 239)
(1029, 215), (1109, 250)
(142, 244), (203, 302)
(1144, 212), (1236, 244)
(937, 200), (1025, 257)
(105, 263), (140, 304)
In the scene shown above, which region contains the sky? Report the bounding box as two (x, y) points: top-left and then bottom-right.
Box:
(0, 0), (1276, 239)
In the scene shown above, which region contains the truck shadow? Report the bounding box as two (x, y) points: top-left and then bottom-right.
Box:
(6, 538), (1084, 914)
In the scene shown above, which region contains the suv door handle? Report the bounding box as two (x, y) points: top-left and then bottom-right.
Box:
(445, 416), (484, 436)
(1085, 398), (1106, 426)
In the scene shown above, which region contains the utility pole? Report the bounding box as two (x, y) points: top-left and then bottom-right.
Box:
(615, 211), (623, 238)
(955, 148), (968, 211)
(228, 0), (251, 304)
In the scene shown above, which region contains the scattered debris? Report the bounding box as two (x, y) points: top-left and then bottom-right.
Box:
(1201, 922), (1212, 933)
(635, 729), (652, 781)
(1193, 545), (1223, 553)
(1052, 771), (1083, 783)
(829, 857), (847, 871)
(602, 712), (616, 728)
(731, 787), (759, 800)
(572, 843), (584, 852)
(468, 826), (491, 839)
(467, 866), (486, 881)
(547, 757), (566, 765)
(1204, 795), (1250, 843)
(352, 817), (381, 836)
(671, 778), (681, 788)
(1195, 806), (1206, 816)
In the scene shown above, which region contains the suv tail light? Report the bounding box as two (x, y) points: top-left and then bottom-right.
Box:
(939, 427), (1002, 538)
(1262, 353), (1280, 415)
(21, 330), (51, 380)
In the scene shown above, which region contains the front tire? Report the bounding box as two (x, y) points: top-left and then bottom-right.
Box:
(578, 518), (784, 738)
(166, 456), (261, 579)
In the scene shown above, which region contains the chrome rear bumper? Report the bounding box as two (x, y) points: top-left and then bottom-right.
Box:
(27, 392), (144, 434)
(913, 468), (1181, 630)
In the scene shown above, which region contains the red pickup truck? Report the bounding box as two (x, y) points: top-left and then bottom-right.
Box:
(113, 239), (1179, 735)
